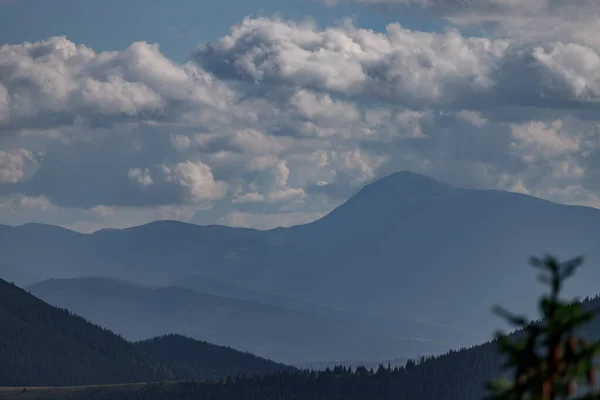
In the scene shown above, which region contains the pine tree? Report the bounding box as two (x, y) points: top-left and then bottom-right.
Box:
(487, 255), (600, 400)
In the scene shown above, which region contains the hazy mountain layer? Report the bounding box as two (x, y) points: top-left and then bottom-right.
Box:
(4, 171), (600, 353)
(0, 277), (291, 386)
(29, 277), (446, 364)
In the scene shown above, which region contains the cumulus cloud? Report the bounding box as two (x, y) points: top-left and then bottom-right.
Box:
(89, 205), (115, 216)
(0, 195), (54, 212)
(170, 134), (192, 151)
(456, 110), (488, 127)
(334, 0), (594, 15)
(532, 43), (600, 101)
(232, 192), (266, 204)
(290, 89), (362, 125)
(510, 120), (580, 159)
(163, 160), (227, 203)
(0, 37), (234, 131)
(193, 17), (600, 110)
(329, 0), (600, 52)
(229, 129), (291, 154)
(127, 168), (154, 186)
(192, 17), (510, 107)
(2, 13), (600, 230)
(0, 149), (35, 183)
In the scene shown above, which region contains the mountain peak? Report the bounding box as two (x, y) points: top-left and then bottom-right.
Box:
(361, 171), (454, 194)
(338, 171), (457, 213)
(295, 171), (459, 241)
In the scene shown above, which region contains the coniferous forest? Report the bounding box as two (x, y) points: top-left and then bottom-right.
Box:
(3, 265), (600, 399)
(0, 278), (291, 387)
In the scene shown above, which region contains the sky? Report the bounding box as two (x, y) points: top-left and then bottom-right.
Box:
(1, 0), (600, 232)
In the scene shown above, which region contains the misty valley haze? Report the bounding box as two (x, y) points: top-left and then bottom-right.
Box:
(3, 172), (600, 366)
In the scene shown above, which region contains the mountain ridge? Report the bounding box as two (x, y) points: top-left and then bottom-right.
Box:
(3, 170), (600, 361)
(28, 277), (445, 364)
(0, 277), (293, 386)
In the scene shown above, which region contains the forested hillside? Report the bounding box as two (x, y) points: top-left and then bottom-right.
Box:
(135, 335), (294, 381)
(0, 279), (290, 387)
(0, 278), (171, 386)
(11, 295), (598, 400)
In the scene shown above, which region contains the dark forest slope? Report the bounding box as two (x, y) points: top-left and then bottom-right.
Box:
(0, 278), (168, 386)
(9, 296), (598, 400)
(135, 334), (293, 381)
(0, 279), (292, 387)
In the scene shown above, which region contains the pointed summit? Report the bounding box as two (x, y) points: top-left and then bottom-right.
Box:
(353, 171), (455, 202)
(321, 171), (458, 222)
(295, 171), (461, 243)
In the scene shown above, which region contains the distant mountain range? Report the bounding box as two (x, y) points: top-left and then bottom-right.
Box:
(0, 278), (290, 387)
(3, 171), (600, 361)
(28, 277), (445, 364)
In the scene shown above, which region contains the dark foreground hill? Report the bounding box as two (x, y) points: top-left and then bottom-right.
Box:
(0, 278), (167, 386)
(7, 296), (598, 400)
(0, 278), (290, 387)
(135, 335), (293, 381)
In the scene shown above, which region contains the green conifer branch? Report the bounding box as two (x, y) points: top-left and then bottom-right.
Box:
(487, 255), (600, 400)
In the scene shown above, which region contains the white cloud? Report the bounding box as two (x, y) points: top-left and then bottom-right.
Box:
(163, 160), (227, 203)
(194, 16), (600, 110)
(193, 17), (510, 107)
(290, 89), (362, 125)
(552, 159), (585, 181)
(127, 168), (154, 186)
(266, 187), (306, 203)
(0, 195), (54, 212)
(456, 110), (488, 127)
(0, 149), (35, 183)
(496, 173), (530, 195)
(337, 0), (585, 14)
(2, 13), (600, 230)
(0, 37), (234, 131)
(331, 148), (385, 185)
(232, 192), (266, 204)
(230, 129), (291, 154)
(532, 43), (600, 101)
(0, 83), (8, 123)
(156, 204), (198, 221)
(170, 134), (192, 151)
(510, 120), (580, 159)
(330, 0), (600, 54)
(248, 155), (280, 172)
(273, 160), (291, 186)
(89, 205), (115, 216)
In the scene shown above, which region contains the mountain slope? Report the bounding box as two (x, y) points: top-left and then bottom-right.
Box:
(28, 277), (444, 364)
(0, 278), (169, 386)
(135, 334), (293, 380)
(14, 297), (600, 400)
(252, 172), (600, 344)
(4, 171), (600, 352)
(0, 278), (296, 387)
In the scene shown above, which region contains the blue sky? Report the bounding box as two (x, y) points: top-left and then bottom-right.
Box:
(0, 0), (599, 232)
(0, 0), (445, 61)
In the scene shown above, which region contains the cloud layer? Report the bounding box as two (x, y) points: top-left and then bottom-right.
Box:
(1, 7), (600, 231)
